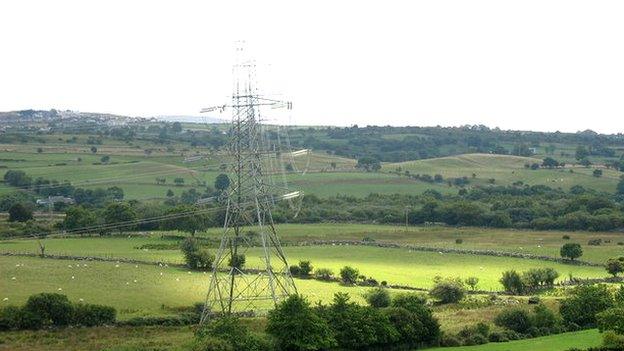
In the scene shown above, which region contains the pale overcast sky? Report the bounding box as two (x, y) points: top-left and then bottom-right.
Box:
(1, 0), (623, 133)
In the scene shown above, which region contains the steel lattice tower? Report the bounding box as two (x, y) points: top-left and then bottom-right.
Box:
(200, 44), (297, 322)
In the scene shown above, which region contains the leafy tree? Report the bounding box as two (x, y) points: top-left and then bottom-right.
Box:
(617, 177), (624, 195)
(90, 146), (97, 153)
(606, 258), (624, 277)
(356, 157), (381, 172)
(160, 205), (211, 237)
(363, 287), (391, 308)
(214, 174), (231, 192)
(166, 189), (174, 197)
(174, 177), (185, 186)
(180, 238), (214, 270)
(560, 243), (583, 261)
(500, 270), (525, 294)
(339, 266), (359, 285)
(429, 278), (465, 304)
(560, 285), (614, 327)
(103, 202), (137, 233)
(36, 147), (43, 153)
(266, 295), (335, 351)
(3, 170), (32, 187)
(542, 157), (559, 168)
(593, 169), (603, 178)
(8, 203), (33, 222)
(62, 206), (98, 230)
(100, 155), (110, 163)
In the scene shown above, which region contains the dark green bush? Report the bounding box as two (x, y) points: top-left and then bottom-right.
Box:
(324, 293), (398, 349)
(0, 306), (43, 330)
(266, 295), (335, 351)
(24, 293), (73, 326)
(430, 279), (465, 304)
(494, 308), (532, 334)
(560, 285), (614, 327)
(440, 334), (462, 346)
(196, 317), (273, 351)
(488, 331), (509, 342)
(72, 303), (116, 326)
(363, 287), (391, 308)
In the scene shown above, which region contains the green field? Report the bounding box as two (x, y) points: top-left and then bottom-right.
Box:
(434, 329), (601, 351)
(0, 229), (610, 291)
(386, 153), (620, 192)
(0, 255), (376, 318)
(4, 223), (620, 265)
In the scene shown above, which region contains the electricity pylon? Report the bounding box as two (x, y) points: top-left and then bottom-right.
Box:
(200, 44), (298, 322)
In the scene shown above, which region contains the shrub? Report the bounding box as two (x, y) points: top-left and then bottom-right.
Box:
(24, 293), (73, 327)
(602, 330), (624, 349)
(228, 253), (246, 270)
(325, 293), (398, 349)
(314, 268), (334, 281)
(429, 279), (465, 304)
(562, 235), (571, 240)
(191, 336), (234, 351)
(588, 238), (603, 246)
(339, 266), (359, 285)
(298, 261), (313, 277)
(266, 295), (335, 351)
(363, 287), (391, 308)
(465, 276), (479, 291)
(388, 293), (440, 345)
(494, 308), (532, 333)
(0, 306), (43, 330)
(560, 285), (614, 327)
(289, 265), (301, 276)
(440, 334), (462, 346)
(488, 331), (508, 343)
(455, 238), (463, 244)
(531, 304), (559, 329)
(500, 270), (525, 294)
(597, 307), (624, 335)
(180, 238), (214, 270)
(72, 303), (116, 326)
(196, 316), (274, 351)
(458, 322), (490, 345)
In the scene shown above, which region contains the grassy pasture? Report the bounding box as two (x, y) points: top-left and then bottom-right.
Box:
(386, 153), (620, 192)
(434, 329), (601, 351)
(0, 255), (373, 318)
(0, 232), (609, 290)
